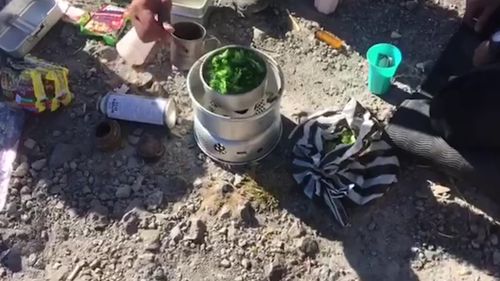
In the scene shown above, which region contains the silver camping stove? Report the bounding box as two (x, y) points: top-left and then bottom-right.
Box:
(187, 46), (284, 165)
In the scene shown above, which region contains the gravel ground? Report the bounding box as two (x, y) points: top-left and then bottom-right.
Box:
(2, 0), (500, 281)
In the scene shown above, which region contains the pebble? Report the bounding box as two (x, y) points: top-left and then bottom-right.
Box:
(31, 159), (47, 171)
(128, 135), (141, 145)
(193, 178), (203, 188)
(402, 0), (418, 10)
(27, 253), (37, 266)
(416, 60), (433, 74)
(220, 259), (231, 268)
(493, 250), (500, 266)
(24, 138), (37, 150)
(169, 223), (184, 243)
(152, 267), (168, 280)
(20, 185), (31, 195)
(490, 234), (499, 246)
(50, 143), (79, 168)
(233, 174), (244, 187)
(184, 218), (207, 244)
(299, 237), (320, 258)
(390, 31), (402, 39)
(13, 162), (29, 177)
(241, 258), (251, 270)
(253, 26), (266, 42)
(146, 191), (164, 209)
(238, 201), (257, 226)
(267, 259), (286, 281)
(115, 185), (132, 199)
(140, 229), (161, 252)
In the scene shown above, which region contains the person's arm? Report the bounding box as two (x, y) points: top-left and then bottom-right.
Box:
(127, 0), (174, 43)
(464, 0), (500, 32)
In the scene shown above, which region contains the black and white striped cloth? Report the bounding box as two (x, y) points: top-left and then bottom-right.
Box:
(289, 99), (400, 227)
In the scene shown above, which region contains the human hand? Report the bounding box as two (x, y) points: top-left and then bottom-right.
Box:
(473, 40), (493, 66)
(464, 0), (500, 32)
(127, 0), (174, 42)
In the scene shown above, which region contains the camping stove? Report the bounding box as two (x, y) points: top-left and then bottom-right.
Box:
(187, 47), (284, 165)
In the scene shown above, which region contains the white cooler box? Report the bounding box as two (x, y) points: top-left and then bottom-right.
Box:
(0, 0), (63, 57)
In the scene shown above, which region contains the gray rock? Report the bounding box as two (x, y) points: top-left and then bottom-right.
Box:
(20, 185), (31, 195)
(27, 253), (37, 266)
(140, 229), (161, 252)
(193, 178), (203, 188)
(152, 267), (168, 281)
(50, 144), (79, 168)
(115, 185), (132, 199)
(220, 259), (231, 268)
(416, 60), (433, 74)
(128, 135), (141, 145)
(493, 250), (500, 266)
(288, 222), (306, 238)
(238, 201), (257, 226)
(146, 191), (164, 210)
(299, 237), (320, 258)
(13, 162), (29, 177)
(390, 31), (402, 39)
(184, 218), (206, 244)
(131, 175), (144, 192)
(23, 138), (37, 150)
(253, 27), (266, 42)
(31, 159), (47, 171)
(233, 174), (244, 187)
(241, 258), (251, 270)
(267, 259), (286, 281)
(121, 211), (140, 236)
(169, 223), (183, 243)
(402, 0), (418, 10)
(490, 234), (499, 246)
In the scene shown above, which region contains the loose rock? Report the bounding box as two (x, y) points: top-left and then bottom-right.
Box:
(288, 222), (306, 238)
(493, 250), (500, 266)
(184, 218), (207, 244)
(24, 138), (37, 150)
(267, 259), (286, 281)
(390, 31), (402, 39)
(169, 222), (184, 243)
(299, 237), (320, 258)
(241, 258), (251, 270)
(31, 159), (47, 171)
(115, 185), (132, 199)
(238, 201), (257, 226)
(146, 191), (164, 209)
(13, 162), (29, 177)
(50, 143), (79, 168)
(140, 229), (161, 252)
(220, 259), (231, 268)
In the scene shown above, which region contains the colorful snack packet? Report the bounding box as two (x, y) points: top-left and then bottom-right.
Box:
(79, 4), (128, 46)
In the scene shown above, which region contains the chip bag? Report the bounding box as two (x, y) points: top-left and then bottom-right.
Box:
(79, 4), (128, 46)
(0, 55), (73, 113)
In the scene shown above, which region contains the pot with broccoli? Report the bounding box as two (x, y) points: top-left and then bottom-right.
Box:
(201, 46), (268, 112)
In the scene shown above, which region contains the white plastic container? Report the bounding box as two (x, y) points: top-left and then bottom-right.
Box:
(314, 0), (340, 15)
(171, 0), (213, 25)
(0, 0), (63, 57)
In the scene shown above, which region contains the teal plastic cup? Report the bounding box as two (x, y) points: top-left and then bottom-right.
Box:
(366, 43), (402, 95)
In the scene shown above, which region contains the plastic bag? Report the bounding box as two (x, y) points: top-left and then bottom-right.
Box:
(0, 103), (24, 211)
(0, 55), (73, 113)
(314, 0), (340, 15)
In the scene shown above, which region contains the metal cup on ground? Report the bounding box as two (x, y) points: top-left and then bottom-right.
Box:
(170, 21), (220, 71)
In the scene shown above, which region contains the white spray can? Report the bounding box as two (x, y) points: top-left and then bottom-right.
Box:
(98, 90), (177, 129)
